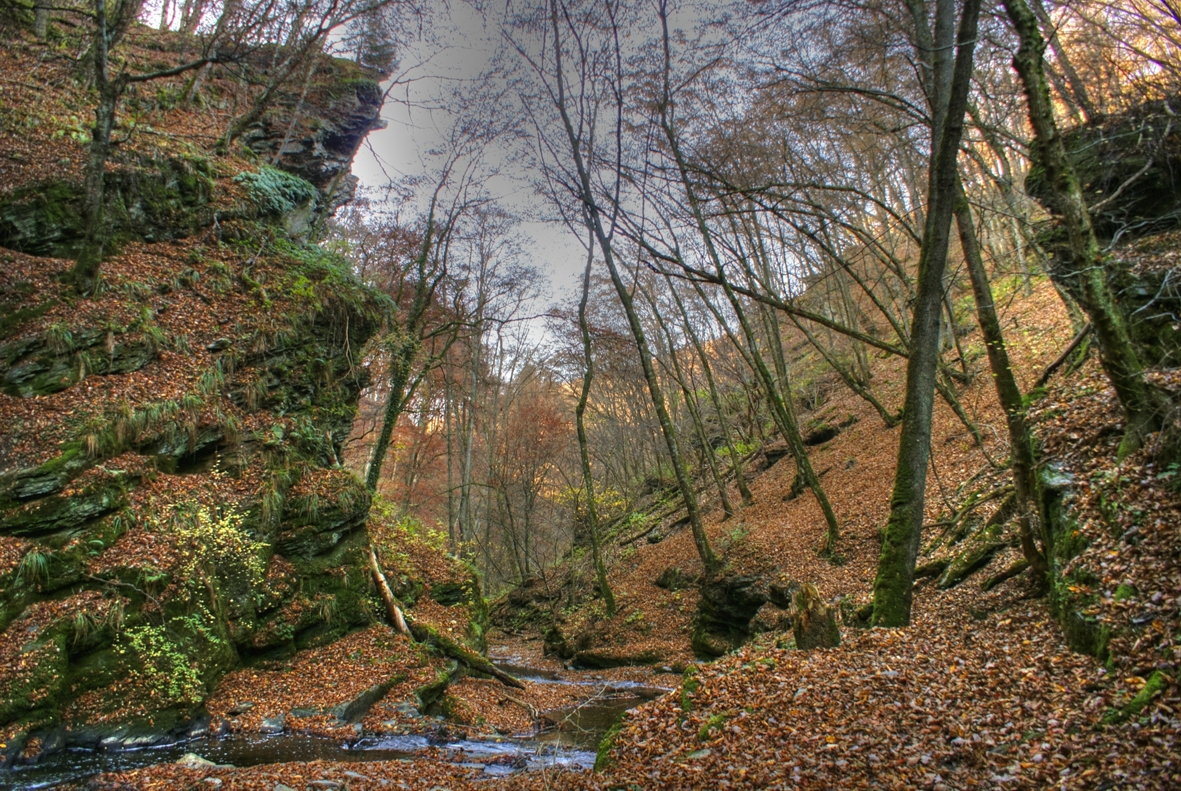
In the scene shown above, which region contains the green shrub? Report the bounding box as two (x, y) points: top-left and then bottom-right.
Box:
(165, 505), (266, 589)
(234, 165), (318, 215)
(115, 622), (205, 706)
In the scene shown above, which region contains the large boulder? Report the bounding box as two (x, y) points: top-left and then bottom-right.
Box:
(1027, 96), (1181, 241)
(692, 572), (788, 657)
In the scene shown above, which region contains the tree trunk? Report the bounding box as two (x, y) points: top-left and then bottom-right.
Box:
(365, 341), (415, 492)
(872, 0), (981, 627)
(68, 0), (120, 296)
(34, 0), (49, 40)
(1001, 0), (1163, 459)
(955, 185), (1048, 588)
(547, 0), (719, 575)
(576, 242), (616, 617)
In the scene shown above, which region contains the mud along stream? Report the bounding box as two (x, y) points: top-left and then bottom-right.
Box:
(1, 658), (670, 790)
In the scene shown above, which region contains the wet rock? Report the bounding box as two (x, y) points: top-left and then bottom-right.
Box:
(330, 682), (394, 723)
(177, 753), (218, 769)
(692, 573), (776, 657)
(260, 714), (286, 734)
(573, 648), (664, 669)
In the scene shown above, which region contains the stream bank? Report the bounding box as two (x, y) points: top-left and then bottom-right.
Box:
(1, 644), (670, 790)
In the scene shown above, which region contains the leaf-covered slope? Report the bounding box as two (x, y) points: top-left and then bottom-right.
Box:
(0, 20), (412, 765)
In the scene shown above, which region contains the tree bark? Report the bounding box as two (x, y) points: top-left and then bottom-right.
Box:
(955, 184), (1048, 588)
(872, 0), (982, 627)
(34, 0), (49, 40)
(365, 203), (440, 491)
(576, 238), (617, 616)
(69, 0), (120, 296)
(1001, 0), (1163, 459)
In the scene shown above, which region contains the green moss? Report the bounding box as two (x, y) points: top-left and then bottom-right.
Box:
(0, 294), (54, 342)
(680, 666), (700, 717)
(0, 180), (80, 256)
(0, 633), (68, 724)
(1114, 583), (1137, 602)
(594, 714), (626, 772)
(1102, 670), (1169, 726)
(0, 481), (127, 537)
(698, 712), (729, 742)
(413, 663), (455, 711)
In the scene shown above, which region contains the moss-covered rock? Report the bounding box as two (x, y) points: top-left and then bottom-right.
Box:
(1027, 95), (1181, 242)
(936, 521), (1007, 589)
(692, 572), (774, 658)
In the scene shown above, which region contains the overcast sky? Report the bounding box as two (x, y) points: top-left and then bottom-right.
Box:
(351, 2), (588, 308)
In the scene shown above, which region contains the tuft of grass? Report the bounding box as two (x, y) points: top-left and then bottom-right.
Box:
(16, 549), (50, 589)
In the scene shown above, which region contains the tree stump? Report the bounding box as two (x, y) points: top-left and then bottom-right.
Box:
(792, 583), (841, 650)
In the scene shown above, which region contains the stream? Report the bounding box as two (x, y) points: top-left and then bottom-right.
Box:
(2, 662), (669, 790)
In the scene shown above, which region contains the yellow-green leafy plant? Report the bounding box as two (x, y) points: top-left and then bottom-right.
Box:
(166, 505), (266, 590)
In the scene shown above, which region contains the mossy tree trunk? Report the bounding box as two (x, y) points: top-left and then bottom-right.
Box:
(575, 239), (616, 617)
(365, 195), (451, 492)
(955, 184), (1048, 589)
(872, 0), (981, 627)
(68, 0), (215, 295)
(34, 0), (50, 39)
(1001, 0), (1165, 459)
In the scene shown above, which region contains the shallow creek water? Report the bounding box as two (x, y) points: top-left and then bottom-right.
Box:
(2, 662), (668, 790)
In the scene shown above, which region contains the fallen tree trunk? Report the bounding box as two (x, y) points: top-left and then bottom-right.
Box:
(409, 620), (525, 690)
(368, 547), (524, 690)
(368, 548), (410, 635)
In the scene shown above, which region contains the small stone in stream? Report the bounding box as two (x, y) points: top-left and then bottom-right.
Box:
(791, 583), (841, 650)
(343, 771), (371, 780)
(272, 785), (297, 791)
(687, 748), (711, 759)
(177, 753), (217, 769)
(259, 715), (286, 734)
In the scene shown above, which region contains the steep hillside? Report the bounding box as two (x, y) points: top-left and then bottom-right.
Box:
(0, 22), (486, 768)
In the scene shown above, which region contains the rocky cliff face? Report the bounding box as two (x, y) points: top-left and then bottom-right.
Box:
(0, 26), (474, 767)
